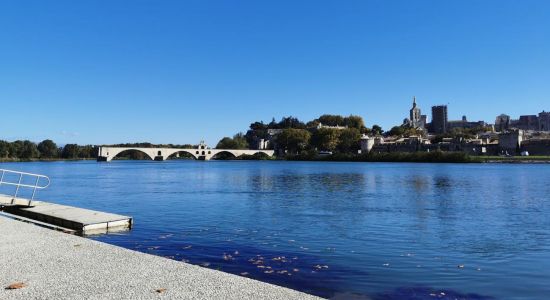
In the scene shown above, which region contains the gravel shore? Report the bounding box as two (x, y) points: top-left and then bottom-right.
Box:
(0, 217), (321, 300)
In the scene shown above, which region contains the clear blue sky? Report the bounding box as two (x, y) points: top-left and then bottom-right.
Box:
(1, 0), (549, 145)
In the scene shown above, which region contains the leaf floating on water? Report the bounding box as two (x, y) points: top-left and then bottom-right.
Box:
(155, 288), (167, 294)
(314, 264), (329, 270)
(457, 264), (465, 269)
(5, 282), (26, 290)
(272, 256), (286, 262)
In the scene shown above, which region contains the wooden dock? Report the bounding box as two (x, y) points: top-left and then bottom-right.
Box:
(0, 194), (132, 235)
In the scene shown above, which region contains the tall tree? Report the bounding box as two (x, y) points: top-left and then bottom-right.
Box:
(18, 140), (39, 159)
(318, 114), (345, 126)
(344, 115), (365, 129)
(37, 139), (59, 158)
(216, 133), (249, 149)
(276, 129), (311, 154)
(337, 128), (361, 153)
(61, 144), (80, 159)
(371, 125), (383, 136)
(0, 140), (9, 158)
(311, 128), (341, 152)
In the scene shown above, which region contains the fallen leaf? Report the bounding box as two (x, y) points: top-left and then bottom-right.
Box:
(5, 282), (26, 290)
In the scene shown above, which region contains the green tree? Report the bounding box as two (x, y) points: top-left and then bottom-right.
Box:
(371, 125), (383, 136)
(337, 128), (361, 153)
(318, 114), (345, 126)
(388, 126), (405, 137)
(311, 128), (341, 151)
(37, 139), (59, 158)
(0, 140), (9, 158)
(216, 133), (249, 149)
(78, 145), (96, 158)
(9, 141), (23, 158)
(61, 144), (80, 159)
(18, 140), (39, 159)
(276, 128), (311, 154)
(278, 116), (306, 129)
(344, 115), (365, 129)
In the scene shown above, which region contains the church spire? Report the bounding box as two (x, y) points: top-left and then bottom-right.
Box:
(412, 96), (416, 108)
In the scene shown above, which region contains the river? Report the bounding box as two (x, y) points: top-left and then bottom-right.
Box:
(1, 160), (549, 299)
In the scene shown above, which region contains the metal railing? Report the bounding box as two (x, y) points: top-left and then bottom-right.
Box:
(0, 169), (50, 204)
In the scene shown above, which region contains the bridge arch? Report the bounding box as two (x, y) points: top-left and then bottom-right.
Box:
(210, 150), (239, 160)
(109, 148), (155, 161)
(164, 149), (199, 160)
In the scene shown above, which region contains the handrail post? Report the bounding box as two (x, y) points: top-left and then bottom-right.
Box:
(31, 176), (40, 203)
(13, 173), (23, 203)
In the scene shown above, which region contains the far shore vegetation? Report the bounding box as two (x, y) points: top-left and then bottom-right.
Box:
(1, 114), (549, 163)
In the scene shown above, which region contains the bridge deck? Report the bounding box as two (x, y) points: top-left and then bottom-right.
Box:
(1, 194), (132, 235)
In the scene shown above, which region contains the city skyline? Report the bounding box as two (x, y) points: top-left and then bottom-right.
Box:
(1, 0), (549, 145)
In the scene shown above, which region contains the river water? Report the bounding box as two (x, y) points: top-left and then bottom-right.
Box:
(1, 160), (549, 299)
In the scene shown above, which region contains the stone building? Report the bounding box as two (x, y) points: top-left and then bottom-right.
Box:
(495, 114), (511, 132)
(403, 97), (426, 130)
(431, 105), (448, 134)
(539, 111), (550, 132)
(515, 115), (539, 131)
(498, 129), (524, 154)
(447, 116), (487, 130)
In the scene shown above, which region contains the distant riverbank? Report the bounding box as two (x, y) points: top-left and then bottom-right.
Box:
(2, 154), (550, 164)
(284, 151), (478, 163)
(0, 158), (96, 163)
(283, 152), (550, 164)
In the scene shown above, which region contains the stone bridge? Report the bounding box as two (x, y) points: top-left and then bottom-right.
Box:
(97, 142), (274, 162)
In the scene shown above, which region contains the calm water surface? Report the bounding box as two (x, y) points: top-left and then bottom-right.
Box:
(1, 160), (549, 299)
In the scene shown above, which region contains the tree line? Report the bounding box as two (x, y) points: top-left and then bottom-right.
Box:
(216, 114), (384, 155)
(0, 139), (97, 160)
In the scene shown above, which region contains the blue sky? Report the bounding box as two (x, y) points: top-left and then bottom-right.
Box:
(1, 0), (549, 145)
